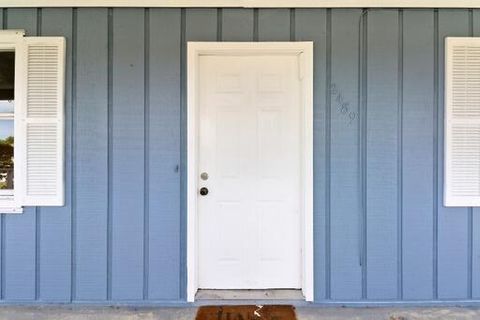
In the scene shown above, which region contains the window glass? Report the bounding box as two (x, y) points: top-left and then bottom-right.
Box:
(0, 101), (13, 114)
(0, 51), (14, 191)
(0, 52), (14, 102)
(0, 121), (13, 190)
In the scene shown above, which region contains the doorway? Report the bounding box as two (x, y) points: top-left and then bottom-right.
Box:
(187, 42), (314, 302)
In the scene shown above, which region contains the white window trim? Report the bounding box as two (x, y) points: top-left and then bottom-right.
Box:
(0, 31), (66, 212)
(187, 41), (314, 302)
(0, 0), (479, 7)
(0, 30), (25, 214)
(0, 113), (14, 120)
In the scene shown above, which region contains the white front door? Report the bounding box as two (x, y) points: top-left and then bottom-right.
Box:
(197, 54), (302, 289)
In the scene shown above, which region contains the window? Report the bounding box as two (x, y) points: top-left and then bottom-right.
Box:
(445, 37), (480, 206)
(0, 30), (65, 213)
(0, 52), (15, 196)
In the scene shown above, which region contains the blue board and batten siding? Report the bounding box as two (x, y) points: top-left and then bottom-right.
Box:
(0, 7), (478, 304)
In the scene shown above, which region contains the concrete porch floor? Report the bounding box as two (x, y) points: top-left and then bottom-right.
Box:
(0, 306), (479, 319)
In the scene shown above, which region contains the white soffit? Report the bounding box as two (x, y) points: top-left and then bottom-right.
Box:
(1, 0), (480, 8)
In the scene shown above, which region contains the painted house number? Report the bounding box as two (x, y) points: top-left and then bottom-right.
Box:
(330, 83), (357, 124)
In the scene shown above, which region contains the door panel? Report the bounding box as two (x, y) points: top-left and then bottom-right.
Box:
(198, 55), (302, 289)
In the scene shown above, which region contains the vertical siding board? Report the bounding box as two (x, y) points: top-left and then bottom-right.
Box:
(366, 10), (399, 299)
(111, 8), (145, 300)
(147, 8), (181, 300)
(402, 9), (435, 300)
(37, 8), (72, 301)
(185, 9), (217, 42)
(0, 7), (477, 304)
(295, 8), (327, 302)
(4, 8), (37, 300)
(258, 9), (290, 40)
(437, 9), (469, 299)
(474, 10), (480, 46)
(184, 8), (216, 300)
(329, 9), (363, 300)
(222, 9), (254, 41)
(472, 9), (480, 299)
(75, 8), (109, 300)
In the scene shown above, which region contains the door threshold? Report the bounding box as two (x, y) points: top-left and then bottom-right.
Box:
(195, 289), (304, 301)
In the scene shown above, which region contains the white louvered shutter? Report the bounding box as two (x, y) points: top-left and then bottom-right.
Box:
(445, 37), (480, 206)
(15, 37), (65, 206)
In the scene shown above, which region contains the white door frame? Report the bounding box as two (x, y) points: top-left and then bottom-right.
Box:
(187, 41), (314, 302)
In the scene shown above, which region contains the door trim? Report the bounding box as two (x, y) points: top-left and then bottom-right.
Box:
(187, 42), (314, 302)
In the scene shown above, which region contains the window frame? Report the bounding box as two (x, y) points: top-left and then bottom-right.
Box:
(0, 30), (26, 213)
(0, 30), (66, 212)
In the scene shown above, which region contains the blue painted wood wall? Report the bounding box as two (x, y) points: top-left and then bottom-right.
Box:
(0, 7), (478, 304)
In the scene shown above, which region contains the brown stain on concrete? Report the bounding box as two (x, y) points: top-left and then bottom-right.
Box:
(195, 305), (297, 320)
